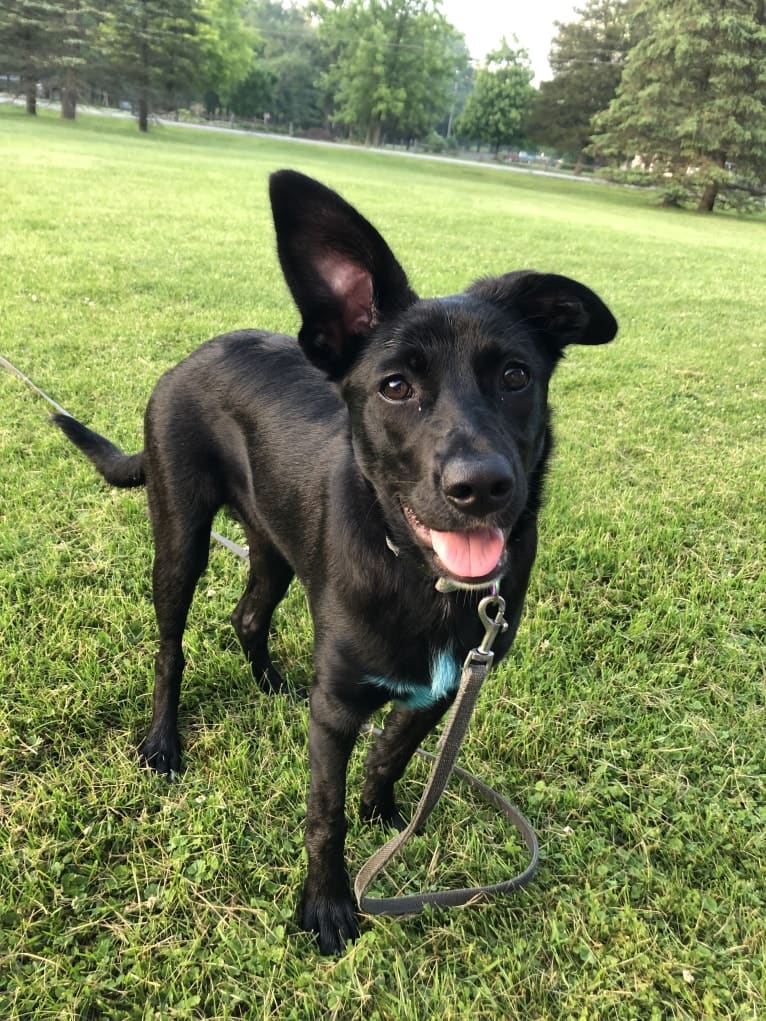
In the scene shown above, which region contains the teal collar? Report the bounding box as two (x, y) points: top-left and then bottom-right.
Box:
(364, 649), (460, 710)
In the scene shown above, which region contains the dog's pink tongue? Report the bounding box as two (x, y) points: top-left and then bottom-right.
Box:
(430, 527), (505, 578)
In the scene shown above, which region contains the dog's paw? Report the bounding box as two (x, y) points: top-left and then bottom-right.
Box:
(298, 885), (360, 956)
(138, 732), (181, 776)
(359, 798), (408, 832)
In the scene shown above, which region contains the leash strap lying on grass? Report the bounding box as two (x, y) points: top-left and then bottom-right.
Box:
(3, 353), (539, 916)
(355, 600), (539, 916)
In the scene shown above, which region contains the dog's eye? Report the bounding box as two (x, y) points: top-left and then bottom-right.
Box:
(380, 375), (414, 402)
(501, 364), (530, 392)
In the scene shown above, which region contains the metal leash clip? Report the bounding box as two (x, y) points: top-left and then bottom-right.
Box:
(465, 594), (509, 669)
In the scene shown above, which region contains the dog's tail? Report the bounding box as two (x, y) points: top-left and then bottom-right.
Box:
(52, 413), (145, 488)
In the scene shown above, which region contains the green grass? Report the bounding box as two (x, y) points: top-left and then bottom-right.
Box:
(1, 105), (764, 1020)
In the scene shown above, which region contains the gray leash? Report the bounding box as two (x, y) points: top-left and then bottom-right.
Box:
(355, 595), (538, 915)
(3, 353), (539, 916)
(1, 354), (70, 416)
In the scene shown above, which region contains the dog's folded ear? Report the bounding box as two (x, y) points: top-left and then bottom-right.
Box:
(270, 170), (417, 378)
(468, 271), (617, 351)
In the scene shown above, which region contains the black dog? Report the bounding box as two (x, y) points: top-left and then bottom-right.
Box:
(54, 170), (617, 954)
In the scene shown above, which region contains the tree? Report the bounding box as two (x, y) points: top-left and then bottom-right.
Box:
(0, 1), (47, 114)
(442, 40), (474, 138)
(395, 18), (467, 142)
(54, 0), (103, 119)
(99, 0), (207, 131)
(591, 0), (766, 212)
(456, 39), (534, 153)
(231, 0), (325, 130)
(317, 0), (468, 145)
(229, 64), (277, 121)
(0, 0), (104, 120)
(197, 0), (257, 112)
(526, 0), (637, 169)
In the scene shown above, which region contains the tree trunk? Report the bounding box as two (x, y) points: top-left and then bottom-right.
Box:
(138, 94), (149, 133)
(61, 70), (77, 120)
(366, 117), (383, 147)
(25, 78), (37, 115)
(138, 33), (150, 133)
(697, 181), (719, 213)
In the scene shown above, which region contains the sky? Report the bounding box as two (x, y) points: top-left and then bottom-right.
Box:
(440, 0), (580, 81)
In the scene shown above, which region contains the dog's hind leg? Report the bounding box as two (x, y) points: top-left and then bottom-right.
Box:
(360, 701), (453, 830)
(231, 529), (294, 695)
(138, 505), (216, 776)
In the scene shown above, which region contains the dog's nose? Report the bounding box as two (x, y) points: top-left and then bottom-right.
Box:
(441, 454), (513, 516)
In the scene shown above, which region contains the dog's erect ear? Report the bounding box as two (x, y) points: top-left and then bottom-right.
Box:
(469, 271), (617, 351)
(269, 170), (417, 378)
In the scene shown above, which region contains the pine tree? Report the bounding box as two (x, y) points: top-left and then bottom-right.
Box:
(0, 0), (103, 119)
(526, 0), (638, 169)
(99, 0), (207, 131)
(592, 0), (766, 212)
(56, 0), (103, 119)
(0, 1), (60, 115)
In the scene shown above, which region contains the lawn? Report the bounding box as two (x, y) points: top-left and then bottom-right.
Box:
(0, 106), (764, 1020)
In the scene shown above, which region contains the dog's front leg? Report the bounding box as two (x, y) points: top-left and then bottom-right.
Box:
(299, 684), (366, 955)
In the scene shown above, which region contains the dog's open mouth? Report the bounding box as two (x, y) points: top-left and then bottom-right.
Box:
(401, 501), (506, 581)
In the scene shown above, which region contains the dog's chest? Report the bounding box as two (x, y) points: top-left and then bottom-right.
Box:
(363, 648), (461, 710)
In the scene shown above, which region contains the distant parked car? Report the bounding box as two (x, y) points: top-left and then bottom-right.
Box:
(504, 151), (537, 164)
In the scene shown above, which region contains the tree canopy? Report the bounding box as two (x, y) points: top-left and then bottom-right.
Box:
(229, 0), (325, 130)
(197, 0), (257, 111)
(591, 0), (766, 211)
(526, 0), (637, 168)
(456, 39), (534, 153)
(0, 0), (99, 116)
(97, 0), (208, 131)
(317, 0), (467, 145)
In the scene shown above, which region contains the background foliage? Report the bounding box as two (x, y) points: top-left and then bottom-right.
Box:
(591, 0), (766, 211)
(456, 39), (533, 154)
(525, 0), (639, 172)
(1, 0), (765, 209)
